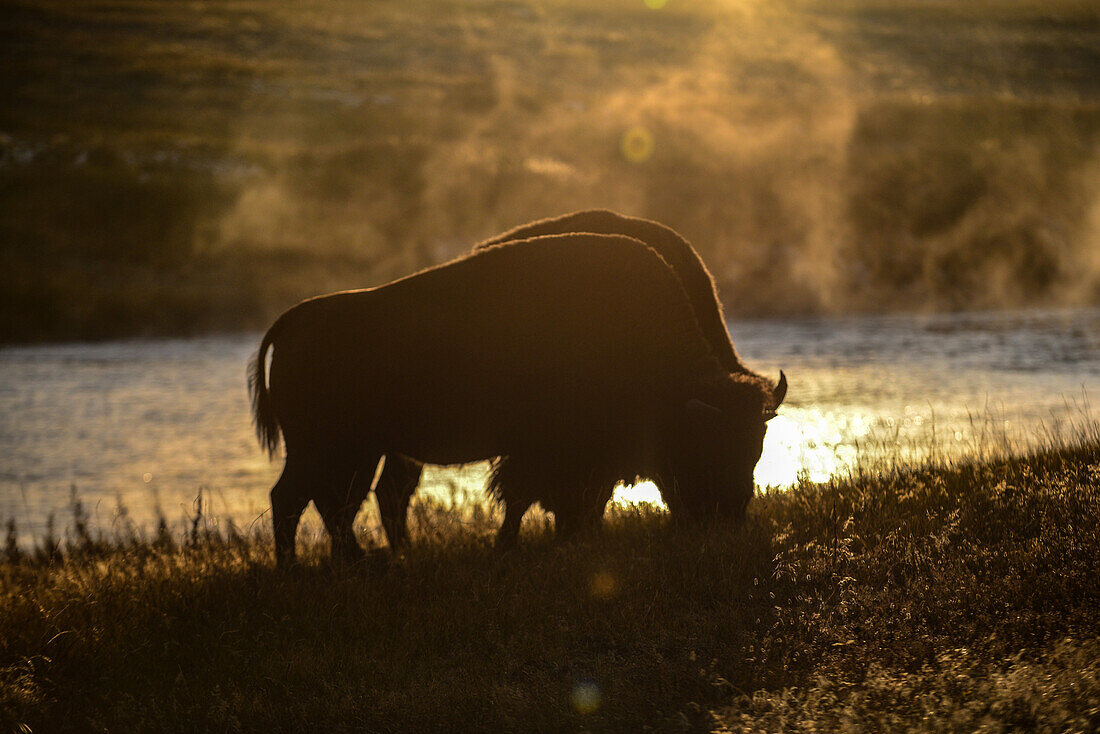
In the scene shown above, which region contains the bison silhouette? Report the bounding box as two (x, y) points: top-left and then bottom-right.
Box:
(251, 232), (785, 566)
(372, 210), (782, 551)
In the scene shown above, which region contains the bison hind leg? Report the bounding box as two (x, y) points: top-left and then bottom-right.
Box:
(374, 454), (422, 552)
(312, 456), (380, 566)
(271, 460), (312, 568)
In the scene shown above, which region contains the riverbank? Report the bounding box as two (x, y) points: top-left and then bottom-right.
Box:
(2, 439), (1098, 731)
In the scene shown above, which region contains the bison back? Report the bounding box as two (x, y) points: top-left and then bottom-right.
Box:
(267, 233), (721, 464)
(478, 210), (742, 373)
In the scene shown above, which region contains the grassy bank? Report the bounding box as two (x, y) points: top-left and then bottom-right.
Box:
(4, 0), (1100, 341)
(2, 441), (1098, 731)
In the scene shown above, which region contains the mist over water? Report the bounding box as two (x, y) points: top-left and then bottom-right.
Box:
(2, 0), (1099, 341)
(1, 308), (1095, 544)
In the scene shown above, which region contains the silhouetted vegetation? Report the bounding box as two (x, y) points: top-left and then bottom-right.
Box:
(3, 0), (1100, 341)
(3, 438), (1098, 731)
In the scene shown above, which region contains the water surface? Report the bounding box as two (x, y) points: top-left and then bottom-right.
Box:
(1, 308), (1096, 543)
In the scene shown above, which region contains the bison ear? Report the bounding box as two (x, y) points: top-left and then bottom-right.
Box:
(772, 371), (788, 408)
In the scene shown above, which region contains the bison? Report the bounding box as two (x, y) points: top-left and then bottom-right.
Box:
(371, 210), (781, 550)
(251, 233), (785, 566)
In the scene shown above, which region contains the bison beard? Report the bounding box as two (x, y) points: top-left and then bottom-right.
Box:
(251, 231), (785, 566)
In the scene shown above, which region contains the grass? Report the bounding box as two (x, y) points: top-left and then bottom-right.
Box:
(3, 0), (1100, 341)
(2, 438), (1098, 731)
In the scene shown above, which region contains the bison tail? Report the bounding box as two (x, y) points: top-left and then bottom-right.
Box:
(249, 326), (281, 458)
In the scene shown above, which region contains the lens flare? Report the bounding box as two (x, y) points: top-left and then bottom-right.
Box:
(571, 679), (602, 714)
(620, 126), (655, 163)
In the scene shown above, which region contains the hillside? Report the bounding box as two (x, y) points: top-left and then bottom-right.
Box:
(2, 0), (1100, 340)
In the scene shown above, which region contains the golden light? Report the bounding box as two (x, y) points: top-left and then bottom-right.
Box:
(643, 0), (669, 8)
(613, 479), (664, 506)
(753, 414), (805, 488)
(755, 410), (863, 488)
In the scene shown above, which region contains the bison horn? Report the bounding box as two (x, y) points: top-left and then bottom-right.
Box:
(772, 370), (788, 408)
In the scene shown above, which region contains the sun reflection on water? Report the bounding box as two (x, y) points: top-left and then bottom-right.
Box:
(612, 480), (663, 506)
(612, 410), (851, 508)
(755, 410), (871, 487)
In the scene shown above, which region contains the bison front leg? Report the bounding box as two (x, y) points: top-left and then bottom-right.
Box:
(495, 498), (533, 551)
(553, 484), (615, 542)
(374, 454), (422, 552)
(271, 462), (311, 568)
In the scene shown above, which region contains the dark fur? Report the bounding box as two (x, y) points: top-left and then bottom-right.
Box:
(480, 210), (743, 372)
(251, 233), (779, 565)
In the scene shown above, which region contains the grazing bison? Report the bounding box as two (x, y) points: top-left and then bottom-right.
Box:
(373, 210), (781, 550)
(251, 233), (785, 565)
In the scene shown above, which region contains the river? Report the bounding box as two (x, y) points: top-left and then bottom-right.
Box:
(1, 307), (1097, 545)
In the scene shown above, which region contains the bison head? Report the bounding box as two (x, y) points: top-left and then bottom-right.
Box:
(664, 371), (786, 522)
